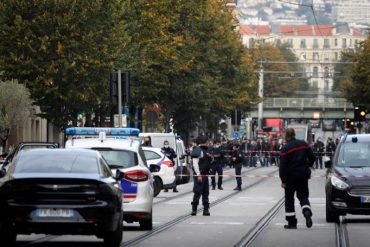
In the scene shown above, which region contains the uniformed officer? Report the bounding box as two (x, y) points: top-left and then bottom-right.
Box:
(210, 142), (224, 190)
(279, 128), (316, 229)
(230, 144), (243, 191)
(191, 135), (212, 216)
(162, 140), (178, 193)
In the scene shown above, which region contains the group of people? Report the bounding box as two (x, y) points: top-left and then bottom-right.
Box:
(190, 129), (327, 231)
(312, 137), (339, 169)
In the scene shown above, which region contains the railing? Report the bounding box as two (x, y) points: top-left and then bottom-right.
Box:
(261, 98), (353, 109)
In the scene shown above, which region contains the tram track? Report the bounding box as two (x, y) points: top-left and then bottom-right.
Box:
(234, 196), (285, 247)
(336, 216), (350, 247)
(122, 168), (279, 247)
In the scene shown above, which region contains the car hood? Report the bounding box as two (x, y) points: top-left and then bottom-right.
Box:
(335, 167), (370, 186)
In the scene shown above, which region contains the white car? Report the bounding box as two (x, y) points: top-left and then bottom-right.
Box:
(64, 127), (154, 230)
(142, 147), (176, 197)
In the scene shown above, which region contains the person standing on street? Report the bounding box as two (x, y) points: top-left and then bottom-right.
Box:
(161, 140), (178, 193)
(313, 137), (325, 169)
(210, 142), (224, 190)
(279, 128), (316, 229)
(191, 136), (213, 216)
(231, 144), (243, 190)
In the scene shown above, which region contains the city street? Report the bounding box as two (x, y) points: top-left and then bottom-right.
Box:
(14, 166), (370, 247)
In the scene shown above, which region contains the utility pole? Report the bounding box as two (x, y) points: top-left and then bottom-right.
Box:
(117, 70), (122, 128)
(258, 63), (264, 130)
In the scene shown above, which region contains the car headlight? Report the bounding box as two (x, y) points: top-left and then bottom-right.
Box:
(331, 176), (349, 190)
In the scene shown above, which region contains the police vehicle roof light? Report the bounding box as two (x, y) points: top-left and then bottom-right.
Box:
(65, 127), (140, 137)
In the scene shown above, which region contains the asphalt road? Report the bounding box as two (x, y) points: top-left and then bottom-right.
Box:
(14, 166), (370, 247)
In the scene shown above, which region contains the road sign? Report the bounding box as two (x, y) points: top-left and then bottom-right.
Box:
(233, 131), (239, 139)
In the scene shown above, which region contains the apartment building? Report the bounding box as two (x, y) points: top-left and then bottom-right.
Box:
(240, 23), (367, 94)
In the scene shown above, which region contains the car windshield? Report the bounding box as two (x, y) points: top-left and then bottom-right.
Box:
(97, 149), (138, 169)
(15, 152), (99, 174)
(338, 142), (370, 167)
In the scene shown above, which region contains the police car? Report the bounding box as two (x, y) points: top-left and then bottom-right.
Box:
(65, 127), (154, 230)
(143, 147), (176, 197)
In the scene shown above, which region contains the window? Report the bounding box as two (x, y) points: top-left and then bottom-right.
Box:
(287, 39), (293, 47)
(342, 38), (347, 48)
(313, 52), (319, 61)
(324, 80), (329, 91)
(324, 53), (329, 61)
(144, 150), (162, 161)
(324, 67), (330, 77)
(324, 39), (330, 48)
(334, 52), (338, 61)
(337, 142), (370, 167)
(300, 39), (306, 49)
(334, 38), (338, 46)
(249, 38), (254, 48)
(313, 38), (319, 49)
(100, 158), (113, 178)
(313, 67), (319, 77)
(96, 149), (138, 169)
(15, 152), (99, 174)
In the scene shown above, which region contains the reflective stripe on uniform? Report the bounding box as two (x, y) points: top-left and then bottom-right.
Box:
(302, 205), (311, 210)
(286, 212), (296, 216)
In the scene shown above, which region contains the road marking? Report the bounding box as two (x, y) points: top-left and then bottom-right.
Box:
(229, 202), (268, 206)
(275, 223), (330, 227)
(189, 221), (244, 225)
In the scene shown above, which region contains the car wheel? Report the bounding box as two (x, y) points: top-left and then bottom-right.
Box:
(0, 223), (16, 247)
(326, 199), (340, 223)
(153, 176), (162, 197)
(103, 220), (123, 247)
(139, 211), (153, 230)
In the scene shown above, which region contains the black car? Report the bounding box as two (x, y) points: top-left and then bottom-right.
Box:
(0, 149), (124, 247)
(325, 134), (370, 223)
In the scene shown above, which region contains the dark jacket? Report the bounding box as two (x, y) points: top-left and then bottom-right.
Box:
(161, 147), (177, 163)
(279, 138), (316, 184)
(211, 147), (224, 164)
(230, 148), (243, 165)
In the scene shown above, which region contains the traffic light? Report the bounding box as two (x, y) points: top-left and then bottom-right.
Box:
(110, 72), (130, 105)
(231, 110), (241, 125)
(354, 106), (368, 122)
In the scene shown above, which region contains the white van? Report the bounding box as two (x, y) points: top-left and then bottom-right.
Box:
(139, 133), (191, 184)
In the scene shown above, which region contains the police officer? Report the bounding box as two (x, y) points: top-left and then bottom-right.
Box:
(313, 137), (325, 169)
(280, 128), (316, 229)
(191, 136), (212, 216)
(162, 140), (178, 193)
(230, 144), (243, 191)
(210, 142), (223, 190)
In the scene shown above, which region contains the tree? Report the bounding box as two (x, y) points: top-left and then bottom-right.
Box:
(249, 42), (300, 97)
(0, 0), (126, 129)
(0, 80), (32, 151)
(342, 37), (370, 109)
(333, 50), (356, 92)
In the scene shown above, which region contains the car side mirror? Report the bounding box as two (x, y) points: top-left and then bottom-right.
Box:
(325, 160), (332, 169)
(0, 167), (6, 178)
(149, 164), (160, 173)
(115, 169), (125, 181)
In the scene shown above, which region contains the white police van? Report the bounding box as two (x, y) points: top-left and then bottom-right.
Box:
(65, 127), (154, 230)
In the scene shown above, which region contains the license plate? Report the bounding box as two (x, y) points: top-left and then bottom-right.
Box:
(361, 197), (370, 203)
(37, 208), (73, 217)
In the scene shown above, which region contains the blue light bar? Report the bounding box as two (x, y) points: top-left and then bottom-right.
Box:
(65, 127), (140, 137)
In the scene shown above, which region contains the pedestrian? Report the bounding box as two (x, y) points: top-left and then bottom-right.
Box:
(230, 144), (243, 190)
(210, 142), (224, 190)
(326, 138), (336, 162)
(313, 137), (325, 169)
(161, 140), (178, 193)
(279, 128), (316, 229)
(191, 135), (213, 216)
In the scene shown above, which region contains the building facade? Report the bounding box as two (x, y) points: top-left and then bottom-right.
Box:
(240, 23), (367, 95)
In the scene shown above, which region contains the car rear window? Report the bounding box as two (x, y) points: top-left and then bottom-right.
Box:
(338, 142), (370, 167)
(15, 152), (99, 174)
(96, 149), (138, 169)
(144, 150), (162, 161)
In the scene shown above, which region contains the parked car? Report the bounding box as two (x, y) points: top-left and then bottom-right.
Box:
(139, 133), (190, 184)
(65, 127), (154, 230)
(325, 134), (370, 223)
(143, 147), (176, 197)
(0, 149), (124, 247)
